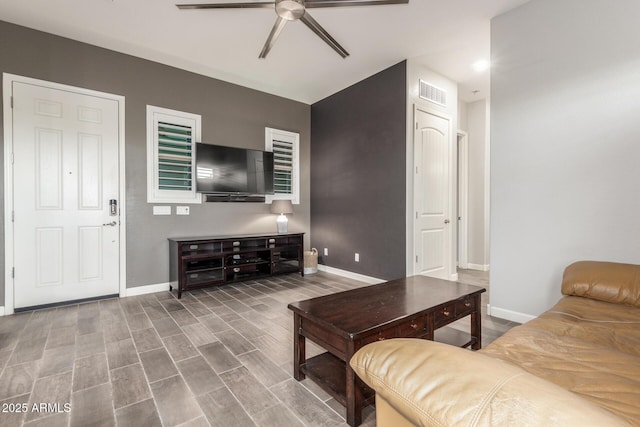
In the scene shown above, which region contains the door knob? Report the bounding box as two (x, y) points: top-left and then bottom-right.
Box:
(102, 221), (117, 227)
(444, 219), (450, 224)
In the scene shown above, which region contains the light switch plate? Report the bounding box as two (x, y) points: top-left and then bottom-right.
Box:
(176, 206), (190, 215)
(153, 206), (171, 215)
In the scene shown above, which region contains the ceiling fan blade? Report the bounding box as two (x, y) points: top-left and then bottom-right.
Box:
(176, 2), (274, 10)
(300, 12), (349, 58)
(305, 0), (408, 8)
(259, 16), (288, 58)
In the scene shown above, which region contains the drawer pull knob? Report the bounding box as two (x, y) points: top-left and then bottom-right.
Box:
(377, 336), (386, 341)
(443, 310), (450, 317)
(464, 301), (472, 307)
(233, 267), (240, 273)
(410, 322), (418, 329)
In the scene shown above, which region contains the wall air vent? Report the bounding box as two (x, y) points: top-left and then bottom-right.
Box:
(419, 80), (447, 107)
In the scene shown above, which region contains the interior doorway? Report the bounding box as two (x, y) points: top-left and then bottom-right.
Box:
(457, 131), (469, 270)
(412, 105), (453, 280)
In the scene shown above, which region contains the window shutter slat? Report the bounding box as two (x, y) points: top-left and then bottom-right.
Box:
(157, 120), (194, 192)
(272, 139), (293, 195)
(265, 128), (299, 204)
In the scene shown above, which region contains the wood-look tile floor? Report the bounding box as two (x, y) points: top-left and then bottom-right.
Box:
(0, 269), (516, 427)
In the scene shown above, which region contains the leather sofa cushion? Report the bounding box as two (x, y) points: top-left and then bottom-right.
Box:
(350, 339), (628, 426)
(562, 261), (640, 307)
(482, 295), (640, 424)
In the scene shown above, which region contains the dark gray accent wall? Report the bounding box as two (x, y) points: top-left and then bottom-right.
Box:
(310, 61), (406, 280)
(0, 20), (310, 304)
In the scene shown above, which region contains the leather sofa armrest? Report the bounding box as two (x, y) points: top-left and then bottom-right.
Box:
(350, 339), (629, 427)
(562, 261), (640, 307)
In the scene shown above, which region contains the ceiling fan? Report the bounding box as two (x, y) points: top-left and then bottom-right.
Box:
(176, 0), (409, 59)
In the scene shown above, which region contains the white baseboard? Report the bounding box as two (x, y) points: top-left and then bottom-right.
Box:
(487, 304), (536, 324)
(0, 285), (171, 315)
(317, 265), (385, 285)
(467, 263), (490, 272)
(124, 282), (171, 297)
(450, 273), (459, 281)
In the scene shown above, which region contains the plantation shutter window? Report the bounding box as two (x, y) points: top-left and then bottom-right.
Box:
(147, 106), (202, 204)
(273, 139), (294, 194)
(265, 127), (300, 204)
(157, 121), (193, 191)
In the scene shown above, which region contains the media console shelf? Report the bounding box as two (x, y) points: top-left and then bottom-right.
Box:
(168, 232), (304, 298)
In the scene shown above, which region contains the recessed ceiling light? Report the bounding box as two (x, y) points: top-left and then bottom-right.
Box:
(472, 60), (490, 72)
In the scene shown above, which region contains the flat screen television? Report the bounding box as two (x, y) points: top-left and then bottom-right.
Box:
(195, 143), (274, 195)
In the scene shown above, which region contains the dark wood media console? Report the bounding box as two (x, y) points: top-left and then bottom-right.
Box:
(168, 232), (304, 298)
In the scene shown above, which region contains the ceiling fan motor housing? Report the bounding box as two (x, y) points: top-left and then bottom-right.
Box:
(276, 0), (305, 21)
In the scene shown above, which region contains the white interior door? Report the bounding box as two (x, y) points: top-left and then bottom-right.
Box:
(11, 81), (120, 309)
(413, 107), (452, 280)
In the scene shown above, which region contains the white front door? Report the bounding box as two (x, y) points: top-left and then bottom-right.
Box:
(11, 80), (121, 308)
(413, 107), (452, 280)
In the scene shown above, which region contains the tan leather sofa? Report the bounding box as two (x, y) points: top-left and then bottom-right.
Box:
(350, 261), (640, 426)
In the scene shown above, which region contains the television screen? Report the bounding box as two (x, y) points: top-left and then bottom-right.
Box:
(195, 143), (274, 194)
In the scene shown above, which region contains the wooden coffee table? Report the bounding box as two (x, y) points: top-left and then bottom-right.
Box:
(287, 275), (486, 426)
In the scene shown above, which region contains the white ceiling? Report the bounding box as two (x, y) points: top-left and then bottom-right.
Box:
(0, 0), (530, 104)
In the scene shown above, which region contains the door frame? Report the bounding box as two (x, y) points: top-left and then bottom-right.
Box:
(457, 130), (469, 269)
(410, 103), (457, 281)
(2, 73), (126, 315)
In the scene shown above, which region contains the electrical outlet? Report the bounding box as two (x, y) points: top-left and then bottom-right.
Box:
(324, 248), (328, 256)
(355, 253), (360, 262)
(176, 206), (190, 215)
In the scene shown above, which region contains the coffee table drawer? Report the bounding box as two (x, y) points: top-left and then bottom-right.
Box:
(360, 328), (398, 346)
(455, 297), (475, 317)
(434, 304), (456, 327)
(398, 316), (427, 337)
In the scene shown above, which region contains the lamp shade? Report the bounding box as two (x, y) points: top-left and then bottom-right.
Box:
(270, 199), (293, 215)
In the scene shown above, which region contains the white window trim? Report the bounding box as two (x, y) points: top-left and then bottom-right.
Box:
(265, 127), (300, 205)
(146, 105), (202, 204)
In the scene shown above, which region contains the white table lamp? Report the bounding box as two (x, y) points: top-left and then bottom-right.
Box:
(270, 200), (293, 234)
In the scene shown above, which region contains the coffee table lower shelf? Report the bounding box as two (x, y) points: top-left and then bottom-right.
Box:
(300, 352), (375, 408)
(435, 326), (478, 349)
(300, 330), (474, 411)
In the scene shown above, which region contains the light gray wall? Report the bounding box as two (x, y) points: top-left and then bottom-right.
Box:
(0, 20), (310, 303)
(490, 0), (640, 319)
(457, 100), (468, 131)
(466, 100), (489, 269)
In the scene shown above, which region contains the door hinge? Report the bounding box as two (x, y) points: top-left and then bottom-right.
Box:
(11, 267), (14, 278)
(415, 166), (418, 174)
(11, 211), (14, 222)
(415, 122), (418, 129)
(10, 96), (13, 109)
(415, 255), (418, 263)
(415, 211), (418, 219)
(11, 152), (14, 165)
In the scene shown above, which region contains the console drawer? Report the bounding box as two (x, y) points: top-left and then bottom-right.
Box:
(185, 258), (223, 271)
(185, 269), (224, 286)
